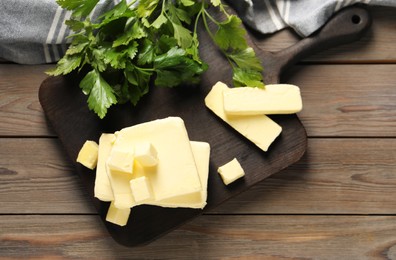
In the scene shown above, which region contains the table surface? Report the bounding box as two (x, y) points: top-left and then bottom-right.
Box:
(1, 6), (396, 259)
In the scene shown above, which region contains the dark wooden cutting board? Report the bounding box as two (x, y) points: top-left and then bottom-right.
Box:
(38, 6), (370, 247)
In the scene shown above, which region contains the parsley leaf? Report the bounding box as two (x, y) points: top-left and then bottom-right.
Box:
(47, 54), (82, 76)
(214, 15), (248, 51)
(56, 0), (99, 18)
(80, 69), (117, 119)
(49, 0), (265, 118)
(228, 47), (263, 72)
(233, 67), (265, 88)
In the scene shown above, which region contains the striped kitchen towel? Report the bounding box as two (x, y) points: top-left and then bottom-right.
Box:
(228, 0), (395, 37)
(0, 0), (395, 64)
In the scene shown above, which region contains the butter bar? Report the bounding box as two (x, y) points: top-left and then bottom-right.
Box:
(223, 84), (303, 115)
(205, 82), (282, 152)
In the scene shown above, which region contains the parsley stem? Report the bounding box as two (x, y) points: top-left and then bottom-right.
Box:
(200, 5), (236, 70)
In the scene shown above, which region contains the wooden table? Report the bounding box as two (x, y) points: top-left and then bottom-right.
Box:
(1, 6), (396, 259)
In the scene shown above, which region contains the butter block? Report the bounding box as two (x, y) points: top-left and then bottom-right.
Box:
(94, 134), (115, 202)
(146, 141), (210, 209)
(205, 82), (282, 152)
(223, 84), (303, 115)
(76, 140), (99, 170)
(107, 146), (135, 174)
(106, 201), (131, 226)
(217, 158), (245, 185)
(130, 176), (153, 204)
(113, 117), (202, 201)
(135, 142), (158, 167)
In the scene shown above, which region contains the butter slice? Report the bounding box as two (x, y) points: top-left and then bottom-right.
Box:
(205, 82), (282, 152)
(146, 141), (210, 209)
(130, 176), (153, 204)
(76, 140), (99, 170)
(107, 146), (135, 174)
(106, 201), (130, 226)
(218, 158), (245, 185)
(135, 142), (158, 167)
(113, 117), (202, 201)
(94, 134), (115, 202)
(223, 84), (303, 115)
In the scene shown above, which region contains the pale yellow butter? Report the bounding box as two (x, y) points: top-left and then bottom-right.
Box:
(223, 84), (303, 115)
(107, 146), (135, 174)
(107, 168), (135, 209)
(130, 176), (153, 204)
(76, 140), (99, 170)
(134, 142), (158, 167)
(145, 141), (210, 209)
(112, 117), (202, 201)
(106, 201), (130, 226)
(218, 158), (245, 185)
(205, 82), (282, 152)
(94, 134), (115, 202)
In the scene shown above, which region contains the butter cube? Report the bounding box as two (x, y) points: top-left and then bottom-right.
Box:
(223, 84), (303, 115)
(205, 82), (282, 152)
(107, 146), (135, 174)
(95, 134), (115, 202)
(130, 176), (153, 204)
(106, 201), (130, 226)
(108, 169), (135, 209)
(218, 158), (245, 185)
(135, 142), (158, 167)
(76, 140), (99, 170)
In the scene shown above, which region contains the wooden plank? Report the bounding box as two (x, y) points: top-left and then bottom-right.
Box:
(289, 64), (396, 137)
(1, 64), (396, 137)
(0, 138), (94, 214)
(253, 7), (396, 63)
(2, 138), (396, 215)
(1, 214), (396, 259)
(0, 64), (54, 136)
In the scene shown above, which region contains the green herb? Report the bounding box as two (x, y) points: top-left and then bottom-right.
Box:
(48, 0), (264, 119)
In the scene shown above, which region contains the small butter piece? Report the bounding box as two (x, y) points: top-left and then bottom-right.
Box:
(130, 176), (153, 204)
(223, 84), (303, 115)
(95, 134), (115, 202)
(76, 140), (99, 170)
(205, 82), (282, 152)
(217, 158), (245, 185)
(135, 142), (158, 167)
(107, 146), (135, 174)
(106, 201), (130, 226)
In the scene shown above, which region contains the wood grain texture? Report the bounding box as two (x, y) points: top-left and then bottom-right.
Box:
(2, 138), (396, 215)
(1, 4), (396, 257)
(288, 64), (396, 137)
(0, 64), (54, 136)
(1, 215), (396, 259)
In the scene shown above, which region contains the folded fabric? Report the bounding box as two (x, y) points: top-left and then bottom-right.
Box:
(228, 0), (396, 37)
(0, 0), (395, 64)
(0, 0), (116, 64)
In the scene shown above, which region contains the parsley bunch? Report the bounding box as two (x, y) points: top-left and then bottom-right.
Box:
(48, 0), (264, 118)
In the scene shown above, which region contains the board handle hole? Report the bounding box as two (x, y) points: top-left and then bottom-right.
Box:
(351, 14), (361, 24)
